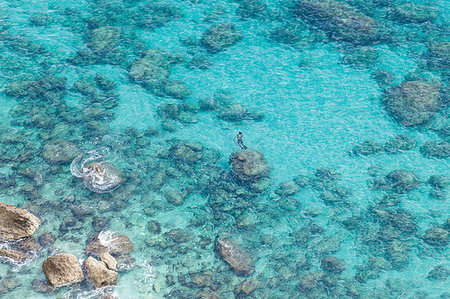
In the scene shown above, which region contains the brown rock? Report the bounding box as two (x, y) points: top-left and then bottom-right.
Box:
(83, 256), (118, 287)
(0, 202), (41, 240)
(195, 291), (221, 299)
(214, 237), (254, 276)
(0, 249), (28, 262)
(100, 252), (117, 270)
(42, 253), (84, 286)
(16, 237), (42, 252)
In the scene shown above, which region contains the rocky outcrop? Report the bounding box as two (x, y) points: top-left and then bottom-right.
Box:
(100, 252), (117, 271)
(0, 202), (41, 241)
(42, 253), (84, 286)
(83, 256), (118, 287)
(215, 237), (254, 276)
(424, 228), (449, 247)
(385, 170), (419, 193)
(230, 149), (270, 182)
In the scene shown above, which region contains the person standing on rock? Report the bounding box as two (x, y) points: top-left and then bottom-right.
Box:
(233, 132), (247, 149)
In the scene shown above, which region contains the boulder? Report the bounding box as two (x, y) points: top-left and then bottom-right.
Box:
(424, 227), (449, 247)
(218, 104), (247, 121)
(428, 175), (449, 189)
(427, 41), (450, 70)
(383, 81), (442, 126)
(201, 23), (243, 53)
(42, 140), (80, 165)
(42, 253), (84, 286)
(100, 252), (117, 271)
(214, 237), (254, 276)
(230, 149), (270, 182)
(72, 161), (125, 193)
(129, 49), (171, 89)
(88, 26), (121, 53)
(83, 256), (118, 287)
(275, 181), (300, 197)
(0, 202), (41, 240)
(351, 140), (383, 155)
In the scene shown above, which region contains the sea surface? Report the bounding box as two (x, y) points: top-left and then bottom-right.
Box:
(0, 0), (448, 298)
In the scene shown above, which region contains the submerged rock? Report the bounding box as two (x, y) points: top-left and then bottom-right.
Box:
(43, 140), (80, 165)
(393, 2), (438, 24)
(230, 149), (270, 182)
(424, 227), (449, 247)
(351, 140), (383, 155)
(384, 135), (417, 153)
(420, 140), (450, 159)
(341, 47), (378, 69)
(321, 256), (346, 273)
(294, 0), (390, 44)
(383, 81), (442, 127)
(0, 202), (41, 241)
(234, 279), (259, 298)
(215, 237), (254, 276)
(42, 253), (84, 286)
(83, 256), (118, 287)
(201, 23), (243, 53)
(428, 175), (449, 189)
(385, 170), (419, 193)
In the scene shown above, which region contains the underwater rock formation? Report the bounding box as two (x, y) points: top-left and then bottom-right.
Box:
(0, 249), (28, 263)
(88, 26), (121, 53)
(43, 140), (80, 165)
(420, 140), (450, 159)
(42, 253), (84, 286)
(424, 227), (449, 247)
(215, 237), (254, 276)
(83, 256), (118, 287)
(0, 202), (41, 241)
(293, 0), (390, 44)
(393, 2), (438, 24)
(201, 23), (243, 53)
(383, 81), (443, 126)
(384, 135), (417, 153)
(341, 47), (379, 69)
(230, 149), (270, 182)
(70, 150), (125, 193)
(351, 140), (383, 155)
(385, 170), (419, 193)
(427, 41), (450, 70)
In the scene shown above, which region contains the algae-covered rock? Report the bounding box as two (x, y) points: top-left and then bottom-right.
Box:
(427, 41), (450, 70)
(215, 237), (254, 276)
(230, 149), (270, 182)
(163, 80), (191, 99)
(43, 140), (80, 165)
(385, 170), (419, 193)
(424, 227), (449, 247)
(0, 202), (41, 241)
(384, 135), (417, 153)
(428, 175), (449, 189)
(393, 2), (438, 24)
(294, 0), (390, 44)
(351, 140), (383, 155)
(234, 279), (259, 297)
(201, 23), (243, 53)
(341, 47), (379, 69)
(383, 81), (442, 126)
(420, 140), (450, 158)
(129, 49), (171, 88)
(321, 256), (346, 273)
(88, 26), (121, 53)
(42, 253), (84, 286)
(218, 104), (247, 121)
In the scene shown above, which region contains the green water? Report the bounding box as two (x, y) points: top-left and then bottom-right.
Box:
(0, 0), (448, 298)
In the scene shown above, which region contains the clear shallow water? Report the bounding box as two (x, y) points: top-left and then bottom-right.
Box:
(0, 0), (448, 298)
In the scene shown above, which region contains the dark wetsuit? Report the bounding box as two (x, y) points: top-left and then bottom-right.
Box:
(234, 133), (247, 149)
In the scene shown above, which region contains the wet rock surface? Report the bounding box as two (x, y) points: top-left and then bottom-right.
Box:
(83, 256), (118, 287)
(0, 202), (41, 241)
(230, 149), (270, 183)
(42, 253), (84, 286)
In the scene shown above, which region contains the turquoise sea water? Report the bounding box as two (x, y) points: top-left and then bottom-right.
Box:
(0, 0), (449, 298)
